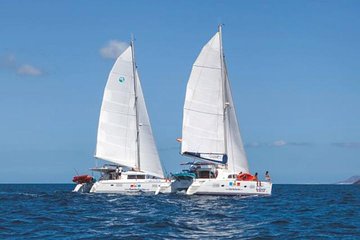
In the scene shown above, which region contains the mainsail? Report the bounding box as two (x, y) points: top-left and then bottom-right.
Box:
(95, 45), (164, 178)
(181, 32), (227, 163)
(181, 27), (249, 173)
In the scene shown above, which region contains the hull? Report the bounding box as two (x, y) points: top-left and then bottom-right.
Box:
(73, 182), (94, 193)
(186, 179), (272, 196)
(155, 178), (193, 194)
(90, 179), (169, 194)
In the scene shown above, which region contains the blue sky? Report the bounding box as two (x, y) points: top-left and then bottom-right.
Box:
(0, 1), (359, 183)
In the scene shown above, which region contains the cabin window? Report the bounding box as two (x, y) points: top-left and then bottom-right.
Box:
(228, 174), (237, 179)
(127, 175), (145, 179)
(198, 171), (211, 179)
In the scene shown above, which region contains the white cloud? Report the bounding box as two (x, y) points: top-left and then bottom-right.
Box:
(245, 140), (312, 148)
(288, 142), (312, 146)
(1, 54), (43, 77)
(271, 140), (287, 147)
(100, 40), (129, 59)
(17, 64), (43, 76)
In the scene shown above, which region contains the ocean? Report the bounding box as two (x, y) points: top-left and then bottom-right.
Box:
(0, 184), (359, 239)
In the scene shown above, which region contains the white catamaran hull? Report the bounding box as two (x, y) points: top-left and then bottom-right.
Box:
(73, 183), (94, 193)
(186, 180), (272, 196)
(155, 178), (193, 194)
(90, 179), (170, 194)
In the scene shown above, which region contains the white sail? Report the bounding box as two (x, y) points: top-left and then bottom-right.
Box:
(224, 65), (249, 173)
(181, 32), (227, 163)
(135, 71), (165, 178)
(95, 46), (137, 168)
(181, 29), (250, 172)
(95, 45), (164, 178)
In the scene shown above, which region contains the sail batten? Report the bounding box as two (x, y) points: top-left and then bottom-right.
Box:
(193, 65), (221, 70)
(184, 108), (224, 116)
(95, 45), (164, 178)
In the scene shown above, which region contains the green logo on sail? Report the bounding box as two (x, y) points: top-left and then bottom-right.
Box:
(118, 76), (125, 83)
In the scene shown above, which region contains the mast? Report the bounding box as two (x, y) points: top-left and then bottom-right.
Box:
(131, 35), (141, 171)
(219, 24), (228, 161)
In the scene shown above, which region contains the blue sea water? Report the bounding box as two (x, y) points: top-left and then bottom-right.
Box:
(0, 184), (359, 239)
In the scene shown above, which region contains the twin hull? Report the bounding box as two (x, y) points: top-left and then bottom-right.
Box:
(89, 179), (169, 193)
(186, 179), (272, 196)
(74, 178), (272, 196)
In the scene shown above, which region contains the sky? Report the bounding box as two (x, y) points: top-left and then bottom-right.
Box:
(0, 1), (359, 184)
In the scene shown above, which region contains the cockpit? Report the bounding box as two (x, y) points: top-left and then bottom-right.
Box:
(189, 163), (218, 179)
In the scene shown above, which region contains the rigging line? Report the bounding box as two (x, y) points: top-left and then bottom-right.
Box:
(193, 64), (222, 70)
(101, 110), (136, 116)
(184, 107), (224, 116)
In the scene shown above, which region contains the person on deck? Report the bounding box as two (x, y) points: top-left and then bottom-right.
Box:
(265, 171), (271, 182)
(253, 172), (258, 181)
(253, 172), (261, 186)
(116, 167), (122, 179)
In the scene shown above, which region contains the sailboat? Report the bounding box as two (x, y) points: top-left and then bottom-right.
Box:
(158, 26), (272, 195)
(73, 39), (169, 193)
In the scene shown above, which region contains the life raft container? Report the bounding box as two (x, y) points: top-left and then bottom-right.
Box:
(236, 173), (255, 181)
(72, 175), (94, 184)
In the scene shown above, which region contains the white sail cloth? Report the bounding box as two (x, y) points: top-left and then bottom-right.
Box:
(224, 65), (249, 173)
(135, 71), (164, 178)
(181, 33), (226, 160)
(95, 46), (164, 178)
(181, 31), (249, 173)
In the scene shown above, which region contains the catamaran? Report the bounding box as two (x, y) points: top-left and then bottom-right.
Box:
(158, 26), (272, 196)
(73, 39), (169, 193)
